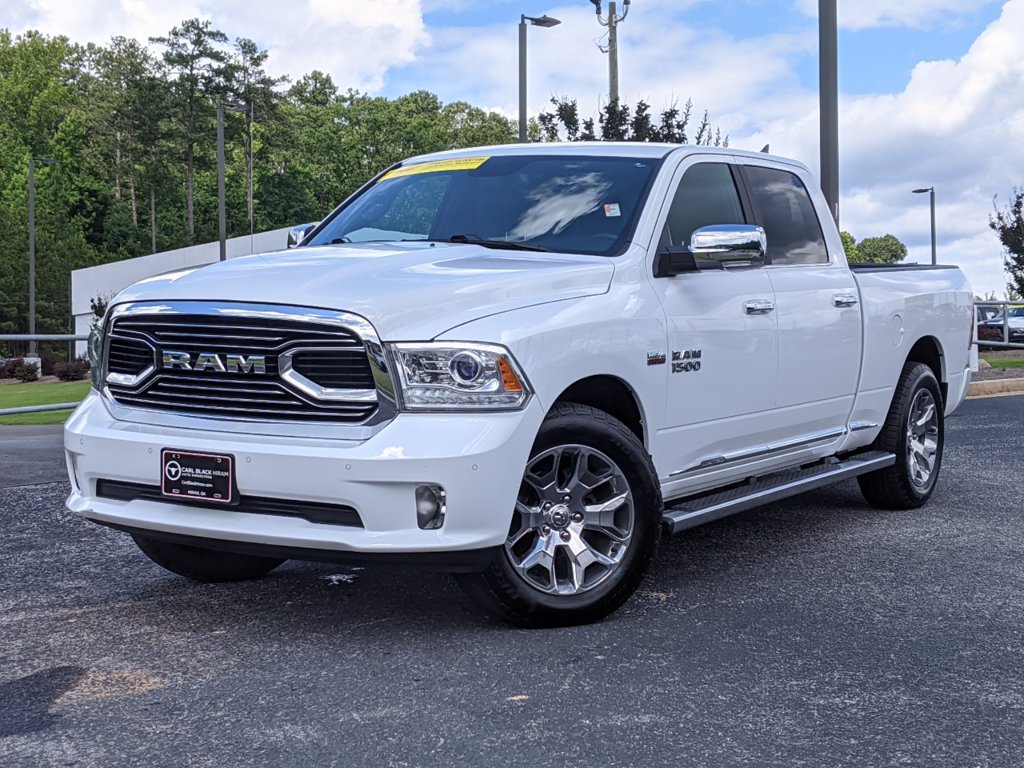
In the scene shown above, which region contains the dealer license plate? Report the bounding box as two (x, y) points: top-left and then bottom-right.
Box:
(161, 449), (235, 504)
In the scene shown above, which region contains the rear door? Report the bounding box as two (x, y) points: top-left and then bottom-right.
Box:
(738, 162), (862, 446)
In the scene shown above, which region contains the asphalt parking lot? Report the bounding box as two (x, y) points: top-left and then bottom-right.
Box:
(2, 395), (1023, 768)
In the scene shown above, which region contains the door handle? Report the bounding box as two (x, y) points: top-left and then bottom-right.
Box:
(833, 293), (859, 308)
(744, 299), (775, 315)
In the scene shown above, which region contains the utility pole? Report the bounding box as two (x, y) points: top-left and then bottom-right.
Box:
(819, 0), (839, 224)
(593, 0), (630, 104)
(608, 2), (619, 103)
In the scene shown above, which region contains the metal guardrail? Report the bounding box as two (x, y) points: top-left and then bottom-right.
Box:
(0, 333), (89, 417)
(974, 301), (1024, 350)
(0, 334), (88, 342)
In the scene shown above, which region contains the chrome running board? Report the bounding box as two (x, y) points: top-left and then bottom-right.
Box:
(662, 451), (896, 535)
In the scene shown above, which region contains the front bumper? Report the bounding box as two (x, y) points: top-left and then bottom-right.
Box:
(65, 392), (543, 559)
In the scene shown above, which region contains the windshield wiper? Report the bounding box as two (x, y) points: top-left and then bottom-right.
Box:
(443, 234), (548, 252)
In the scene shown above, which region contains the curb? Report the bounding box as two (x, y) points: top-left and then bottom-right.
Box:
(968, 377), (1024, 398)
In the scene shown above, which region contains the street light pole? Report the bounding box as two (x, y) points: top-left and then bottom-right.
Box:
(518, 13), (561, 142)
(247, 103), (254, 240)
(27, 156), (55, 356)
(912, 187), (937, 265)
(218, 101), (250, 262)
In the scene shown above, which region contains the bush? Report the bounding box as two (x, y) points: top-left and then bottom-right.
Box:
(55, 357), (90, 382)
(1, 357), (24, 379)
(12, 360), (40, 383)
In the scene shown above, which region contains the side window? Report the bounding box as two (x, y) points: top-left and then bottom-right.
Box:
(743, 166), (827, 265)
(663, 163), (745, 248)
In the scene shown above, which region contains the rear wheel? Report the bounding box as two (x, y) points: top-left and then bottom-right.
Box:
(131, 534), (285, 582)
(456, 403), (662, 627)
(858, 362), (944, 509)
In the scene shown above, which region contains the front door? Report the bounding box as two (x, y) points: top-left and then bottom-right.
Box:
(648, 158), (779, 495)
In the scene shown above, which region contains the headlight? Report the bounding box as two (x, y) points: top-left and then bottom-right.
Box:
(389, 343), (531, 411)
(87, 321), (105, 390)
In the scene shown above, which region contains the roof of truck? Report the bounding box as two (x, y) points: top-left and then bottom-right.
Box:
(403, 142), (806, 168)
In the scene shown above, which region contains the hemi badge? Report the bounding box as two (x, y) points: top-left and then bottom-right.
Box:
(647, 352), (667, 366)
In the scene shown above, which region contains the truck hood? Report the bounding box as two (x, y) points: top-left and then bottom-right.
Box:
(114, 242), (614, 340)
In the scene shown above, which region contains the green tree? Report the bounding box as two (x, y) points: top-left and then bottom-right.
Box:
(149, 19), (231, 241)
(855, 234), (908, 264)
(537, 97), (727, 146)
(990, 188), (1024, 297)
(840, 231), (858, 262)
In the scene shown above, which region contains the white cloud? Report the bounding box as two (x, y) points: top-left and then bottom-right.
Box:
(824, 0), (1024, 294)
(8, 0), (429, 92)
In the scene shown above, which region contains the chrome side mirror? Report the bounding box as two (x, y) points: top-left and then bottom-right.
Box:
(287, 222), (319, 248)
(690, 224), (766, 267)
(653, 224), (767, 277)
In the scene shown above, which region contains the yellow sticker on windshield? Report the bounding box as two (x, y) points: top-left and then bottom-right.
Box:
(378, 156), (489, 182)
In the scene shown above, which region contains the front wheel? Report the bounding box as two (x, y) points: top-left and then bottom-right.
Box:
(858, 362), (944, 510)
(456, 403), (662, 628)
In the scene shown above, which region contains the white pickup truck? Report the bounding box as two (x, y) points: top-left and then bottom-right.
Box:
(66, 144), (974, 627)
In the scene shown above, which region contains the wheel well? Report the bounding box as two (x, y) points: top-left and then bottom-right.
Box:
(554, 376), (646, 446)
(906, 336), (947, 403)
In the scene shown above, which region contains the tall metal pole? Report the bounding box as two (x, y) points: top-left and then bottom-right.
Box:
(217, 104), (227, 262)
(247, 103), (254, 238)
(818, 0), (839, 224)
(150, 187), (157, 254)
(27, 157), (37, 355)
(518, 17), (528, 142)
(929, 187), (937, 265)
(608, 1), (619, 103)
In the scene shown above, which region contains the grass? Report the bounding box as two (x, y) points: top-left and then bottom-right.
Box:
(0, 379), (91, 425)
(982, 356), (1024, 370)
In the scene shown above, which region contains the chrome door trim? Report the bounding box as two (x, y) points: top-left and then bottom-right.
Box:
(668, 427), (847, 478)
(849, 421), (878, 432)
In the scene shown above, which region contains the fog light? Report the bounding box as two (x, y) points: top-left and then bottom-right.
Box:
(415, 485), (446, 530)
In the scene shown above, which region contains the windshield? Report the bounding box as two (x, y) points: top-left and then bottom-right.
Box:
(306, 154), (662, 256)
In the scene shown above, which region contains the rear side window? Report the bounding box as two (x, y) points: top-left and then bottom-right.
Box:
(663, 163), (745, 248)
(743, 166), (827, 265)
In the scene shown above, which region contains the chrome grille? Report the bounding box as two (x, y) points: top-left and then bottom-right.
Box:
(289, 349), (374, 390)
(105, 308), (379, 423)
(108, 337), (155, 375)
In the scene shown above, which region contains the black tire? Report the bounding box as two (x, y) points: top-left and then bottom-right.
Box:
(858, 362), (944, 510)
(131, 533), (285, 583)
(455, 403), (662, 628)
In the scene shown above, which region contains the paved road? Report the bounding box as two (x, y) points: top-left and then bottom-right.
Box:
(2, 397), (1023, 767)
(0, 426), (68, 488)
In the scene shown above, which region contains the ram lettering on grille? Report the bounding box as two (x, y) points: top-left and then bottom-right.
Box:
(161, 351), (267, 374)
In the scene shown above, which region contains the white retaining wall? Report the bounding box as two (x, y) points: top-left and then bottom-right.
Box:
(70, 227), (291, 354)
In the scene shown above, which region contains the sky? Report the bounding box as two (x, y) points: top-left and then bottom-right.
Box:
(7, 0), (1023, 295)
